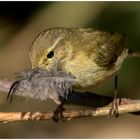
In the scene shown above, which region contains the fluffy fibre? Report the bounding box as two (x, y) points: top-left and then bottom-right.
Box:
(9, 68), (77, 104)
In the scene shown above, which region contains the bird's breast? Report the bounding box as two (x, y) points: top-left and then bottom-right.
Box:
(63, 49), (128, 91)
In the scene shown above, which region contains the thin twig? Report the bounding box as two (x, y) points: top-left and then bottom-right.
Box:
(0, 98), (140, 123)
(128, 50), (140, 58)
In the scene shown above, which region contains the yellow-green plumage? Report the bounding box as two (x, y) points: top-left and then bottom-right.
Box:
(30, 27), (128, 91)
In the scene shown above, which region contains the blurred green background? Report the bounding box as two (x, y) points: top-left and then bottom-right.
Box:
(0, 1), (140, 138)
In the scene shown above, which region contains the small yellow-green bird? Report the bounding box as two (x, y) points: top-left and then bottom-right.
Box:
(30, 27), (127, 91)
(9, 27), (134, 120)
(29, 27), (129, 118)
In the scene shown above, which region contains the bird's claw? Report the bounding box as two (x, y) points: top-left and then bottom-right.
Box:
(53, 104), (65, 123)
(109, 98), (121, 118)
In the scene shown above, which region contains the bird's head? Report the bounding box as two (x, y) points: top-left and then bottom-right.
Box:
(30, 27), (74, 71)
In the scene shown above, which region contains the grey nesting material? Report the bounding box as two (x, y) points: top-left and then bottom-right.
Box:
(8, 68), (77, 104)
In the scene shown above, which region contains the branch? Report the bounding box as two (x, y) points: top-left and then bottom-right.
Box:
(0, 98), (140, 123)
(0, 79), (140, 123)
(128, 49), (140, 58)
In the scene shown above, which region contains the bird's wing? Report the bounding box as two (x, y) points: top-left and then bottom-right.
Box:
(74, 28), (126, 67)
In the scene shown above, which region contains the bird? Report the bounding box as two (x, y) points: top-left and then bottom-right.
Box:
(29, 27), (128, 119)
(30, 27), (127, 91)
(8, 27), (131, 121)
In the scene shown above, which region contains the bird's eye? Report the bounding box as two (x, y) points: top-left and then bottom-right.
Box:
(47, 51), (54, 58)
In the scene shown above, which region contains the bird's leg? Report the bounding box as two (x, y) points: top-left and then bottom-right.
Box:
(53, 100), (66, 123)
(109, 75), (119, 117)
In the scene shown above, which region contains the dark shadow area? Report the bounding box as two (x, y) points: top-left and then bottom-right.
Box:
(0, 2), (52, 49)
(0, 2), (49, 24)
